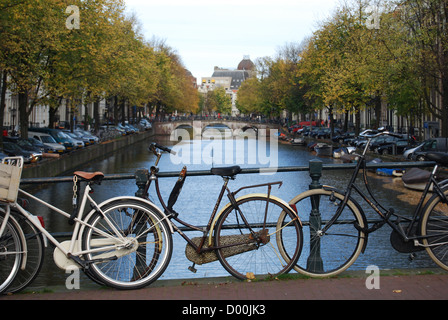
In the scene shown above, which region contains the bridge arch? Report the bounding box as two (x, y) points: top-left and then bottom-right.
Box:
(174, 124), (193, 131)
(153, 120), (279, 137)
(202, 123), (233, 138)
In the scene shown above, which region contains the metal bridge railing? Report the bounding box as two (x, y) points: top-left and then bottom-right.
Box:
(19, 160), (436, 238)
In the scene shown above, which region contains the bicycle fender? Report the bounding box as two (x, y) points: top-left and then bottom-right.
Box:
(208, 193), (301, 246)
(81, 196), (174, 234)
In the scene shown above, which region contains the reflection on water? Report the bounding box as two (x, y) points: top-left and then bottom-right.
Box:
(22, 136), (435, 291)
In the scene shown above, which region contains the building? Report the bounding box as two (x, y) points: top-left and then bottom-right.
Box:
(198, 56), (255, 116)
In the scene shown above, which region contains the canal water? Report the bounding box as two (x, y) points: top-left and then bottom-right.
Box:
(21, 132), (436, 291)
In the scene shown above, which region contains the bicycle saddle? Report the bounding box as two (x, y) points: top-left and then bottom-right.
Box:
(425, 153), (448, 167)
(74, 171), (105, 183)
(210, 166), (242, 177)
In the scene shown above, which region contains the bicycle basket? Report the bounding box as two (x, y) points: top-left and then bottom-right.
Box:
(0, 157), (23, 203)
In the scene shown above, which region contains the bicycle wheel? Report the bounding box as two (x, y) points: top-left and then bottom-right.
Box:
(82, 199), (172, 290)
(284, 188), (366, 277)
(7, 212), (44, 293)
(214, 195), (303, 280)
(421, 187), (448, 270)
(0, 211), (23, 293)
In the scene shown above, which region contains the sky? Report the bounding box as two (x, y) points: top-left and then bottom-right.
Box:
(123, 0), (341, 83)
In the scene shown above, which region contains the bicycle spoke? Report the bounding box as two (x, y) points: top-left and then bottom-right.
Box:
(82, 200), (172, 290)
(215, 196), (302, 280)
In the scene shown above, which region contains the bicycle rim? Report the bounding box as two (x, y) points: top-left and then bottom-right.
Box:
(421, 189), (448, 270)
(82, 201), (172, 290)
(0, 214), (23, 293)
(214, 196), (302, 280)
(287, 189), (365, 277)
(7, 213), (44, 293)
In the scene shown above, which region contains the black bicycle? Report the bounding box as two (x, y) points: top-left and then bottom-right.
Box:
(280, 130), (448, 277)
(143, 143), (303, 280)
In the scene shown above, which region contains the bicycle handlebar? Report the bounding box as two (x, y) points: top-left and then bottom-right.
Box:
(149, 142), (177, 155)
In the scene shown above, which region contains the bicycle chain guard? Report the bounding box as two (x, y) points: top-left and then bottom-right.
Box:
(185, 234), (259, 265)
(390, 224), (425, 253)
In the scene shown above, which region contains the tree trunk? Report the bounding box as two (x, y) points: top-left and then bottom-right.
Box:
(355, 107), (361, 135)
(113, 96), (118, 125)
(18, 91), (28, 138)
(48, 97), (62, 129)
(93, 97), (100, 134)
(0, 71), (7, 146)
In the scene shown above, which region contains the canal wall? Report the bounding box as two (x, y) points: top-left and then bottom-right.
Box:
(22, 130), (155, 179)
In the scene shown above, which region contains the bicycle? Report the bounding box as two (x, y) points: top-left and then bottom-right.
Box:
(279, 130), (448, 277)
(1, 205), (45, 293)
(144, 143), (303, 280)
(0, 156), (173, 292)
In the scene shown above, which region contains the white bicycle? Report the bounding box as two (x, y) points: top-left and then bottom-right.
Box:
(0, 157), (173, 292)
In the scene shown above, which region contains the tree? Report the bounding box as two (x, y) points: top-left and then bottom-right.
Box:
(1, 0), (67, 138)
(236, 77), (262, 115)
(398, 0), (448, 136)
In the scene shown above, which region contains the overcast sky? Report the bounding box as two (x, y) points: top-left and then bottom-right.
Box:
(124, 0), (341, 83)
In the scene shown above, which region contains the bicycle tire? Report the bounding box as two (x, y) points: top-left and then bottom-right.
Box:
(0, 211), (23, 294)
(214, 195), (303, 280)
(421, 187), (448, 271)
(284, 188), (366, 278)
(82, 199), (172, 290)
(6, 212), (44, 293)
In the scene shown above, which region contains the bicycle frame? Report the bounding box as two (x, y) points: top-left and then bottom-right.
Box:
(146, 141), (290, 253)
(322, 132), (448, 243)
(4, 184), (132, 269)
(145, 165), (283, 254)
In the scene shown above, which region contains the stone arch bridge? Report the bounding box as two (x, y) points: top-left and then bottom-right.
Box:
(153, 120), (280, 137)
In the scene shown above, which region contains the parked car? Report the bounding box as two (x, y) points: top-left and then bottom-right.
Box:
(412, 138), (448, 161)
(72, 130), (92, 146)
(139, 119), (152, 130)
(369, 135), (404, 152)
(74, 129), (99, 144)
(4, 136), (45, 154)
(304, 127), (320, 137)
(376, 140), (410, 155)
(27, 137), (52, 153)
(29, 128), (75, 151)
(352, 136), (369, 148)
(118, 123), (138, 135)
(332, 132), (355, 144)
(403, 142), (424, 160)
(315, 128), (332, 139)
(63, 131), (85, 149)
(2, 141), (42, 163)
(29, 131), (66, 153)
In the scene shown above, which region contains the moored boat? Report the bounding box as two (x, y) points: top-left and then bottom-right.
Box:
(291, 137), (305, 146)
(402, 167), (432, 191)
(333, 147), (346, 159)
(376, 168), (404, 177)
(333, 146), (356, 159)
(315, 143), (333, 157)
(307, 142), (317, 151)
(340, 154), (359, 163)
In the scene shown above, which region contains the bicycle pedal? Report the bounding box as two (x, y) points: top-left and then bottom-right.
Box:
(188, 264), (197, 273)
(408, 253), (417, 261)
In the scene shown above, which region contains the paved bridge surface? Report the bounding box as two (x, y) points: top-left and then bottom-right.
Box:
(152, 120), (280, 137)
